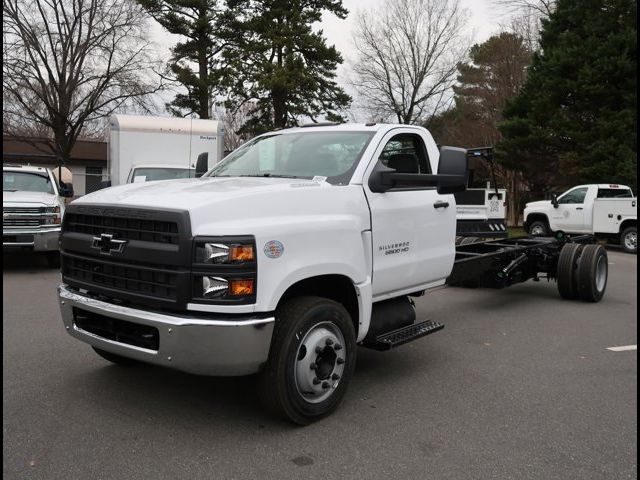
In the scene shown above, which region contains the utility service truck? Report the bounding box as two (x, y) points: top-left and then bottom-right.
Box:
(3, 164), (73, 266)
(106, 114), (224, 186)
(58, 123), (609, 424)
(524, 184), (637, 254)
(454, 147), (507, 244)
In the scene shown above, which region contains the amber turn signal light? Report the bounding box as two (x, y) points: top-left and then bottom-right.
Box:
(229, 245), (255, 262)
(229, 279), (254, 296)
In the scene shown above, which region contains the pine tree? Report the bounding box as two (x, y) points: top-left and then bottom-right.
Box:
(139, 0), (225, 118)
(497, 0), (637, 193)
(220, 0), (351, 133)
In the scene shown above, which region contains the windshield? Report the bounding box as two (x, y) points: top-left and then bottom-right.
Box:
(3, 171), (54, 194)
(205, 131), (375, 185)
(130, 167), (194, 183)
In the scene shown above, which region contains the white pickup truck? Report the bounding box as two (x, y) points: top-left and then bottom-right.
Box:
(3, 165), (73, 266)
(58, 124), (610, 424)
(524, 184), (637, 253)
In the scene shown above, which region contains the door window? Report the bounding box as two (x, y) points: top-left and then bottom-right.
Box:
(378, 134), (431, 174)
(558, 187), (588, 204)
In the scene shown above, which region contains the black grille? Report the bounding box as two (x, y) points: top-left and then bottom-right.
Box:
(63, 254), (178, 301)
(61, 205), (193, 310)
(74, 308), (159, 351)
(64, 212), (179, 244)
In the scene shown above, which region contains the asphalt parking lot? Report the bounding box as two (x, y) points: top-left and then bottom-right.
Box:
(3, 250), (637, 480)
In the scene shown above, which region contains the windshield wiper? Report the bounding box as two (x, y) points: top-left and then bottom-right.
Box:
(237, 173), (305, 179)
(3, 189), (18, 192)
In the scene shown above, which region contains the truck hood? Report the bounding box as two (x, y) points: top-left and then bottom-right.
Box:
(3, 190), (59, 206)
(524, 200), (551, 210)
(72, 177), (366, 236)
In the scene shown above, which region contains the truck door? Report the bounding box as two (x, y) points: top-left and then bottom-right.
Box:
(364, 130), (457, 298)
(552, 186), (590, 232)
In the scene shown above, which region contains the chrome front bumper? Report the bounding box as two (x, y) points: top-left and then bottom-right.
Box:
(3, 227), (61, 251)
(58, 284), (275, 376)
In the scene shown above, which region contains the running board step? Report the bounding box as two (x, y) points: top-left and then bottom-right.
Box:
(362, 320), (444, 351)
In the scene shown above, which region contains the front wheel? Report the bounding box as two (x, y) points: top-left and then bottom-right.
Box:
(528, 220), (549, 236)
(620, 226), (637, 254)
(258, 296), (356, 425)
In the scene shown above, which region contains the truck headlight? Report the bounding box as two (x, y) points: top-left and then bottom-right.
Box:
(44, 206), (61, 225)
(195, 241), (255, 264)
(192, 236), (256, 304)
(200, 276), (255, 298)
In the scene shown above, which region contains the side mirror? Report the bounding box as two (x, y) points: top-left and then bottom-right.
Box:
(100, 180), (112, 189)
(195, 152), (209, 178)
(368, 146), (468, 194)
(59, 181), (74, 198)
(551, 194), (559, 208)
(435, 146), (468, 194)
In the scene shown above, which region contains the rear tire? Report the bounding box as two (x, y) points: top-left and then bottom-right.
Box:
(576, 245), (608, 302)
(258, 296), (356, 425)
(528, 220), (549, 236)
(92, 347), (139, 366)
(557, 243), (584, 300)
(620, 226), (637, 254)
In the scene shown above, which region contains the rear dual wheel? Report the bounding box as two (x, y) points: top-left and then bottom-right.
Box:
(557, 244), (607, 302)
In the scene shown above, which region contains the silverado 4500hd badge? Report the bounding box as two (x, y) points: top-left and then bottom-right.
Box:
(379, 241), (410, 255)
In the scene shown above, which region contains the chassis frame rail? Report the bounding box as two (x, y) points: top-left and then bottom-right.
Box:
(447, 234), (594, 289)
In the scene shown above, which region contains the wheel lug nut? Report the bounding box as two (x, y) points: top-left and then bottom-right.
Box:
(334, 344), (342, 351)
(310, 363), (317, 370)
(325, 338), (334, 346)
(337, 358), (345, 365)
(322, 381), (330, 389)
(312, 377), (321, 385)
(331, 373), (340, 380)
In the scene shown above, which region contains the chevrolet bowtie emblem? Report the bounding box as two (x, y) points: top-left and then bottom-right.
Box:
(91, 233), (127, 255)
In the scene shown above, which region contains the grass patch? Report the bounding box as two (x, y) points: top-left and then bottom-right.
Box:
(508, 227), (527, 238)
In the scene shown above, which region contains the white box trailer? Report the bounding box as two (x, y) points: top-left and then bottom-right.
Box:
(108, 114), (224, 186)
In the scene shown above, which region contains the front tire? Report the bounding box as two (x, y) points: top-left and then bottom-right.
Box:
(620, 226), (637, 254)
(258, 296), (356, 425)
(528, 220), (549, 236)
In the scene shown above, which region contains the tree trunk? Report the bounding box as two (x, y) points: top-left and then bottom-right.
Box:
(197, 5), (209, 119)
(272, 88), (287, 129)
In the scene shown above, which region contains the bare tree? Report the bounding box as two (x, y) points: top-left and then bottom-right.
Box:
(217, 101), (259, 152)
(493, 0), (555, 17)
(3, 0), (164, 167)
(495, 0), (556, 50)
(350, 0), (469, 125)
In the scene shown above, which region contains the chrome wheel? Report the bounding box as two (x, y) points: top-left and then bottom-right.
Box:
(294, 321), (346, 404)
(530, 224), (546, 236)
(595, 254), (607, 292)
(624, 231), (637, 251)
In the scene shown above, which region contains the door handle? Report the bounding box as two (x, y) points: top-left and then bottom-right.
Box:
(576, 207), (584, 210)
(434, 201), (449, 209)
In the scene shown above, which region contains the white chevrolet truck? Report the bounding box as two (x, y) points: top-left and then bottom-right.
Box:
(3, 165), (73, 266)
(524, 184), (637, 254)
(58, 124), (610, 424)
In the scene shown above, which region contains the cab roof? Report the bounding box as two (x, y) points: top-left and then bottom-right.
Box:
(3, 164), (50, 174)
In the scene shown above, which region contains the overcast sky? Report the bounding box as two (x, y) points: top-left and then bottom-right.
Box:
(149, 0), (514, 117)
